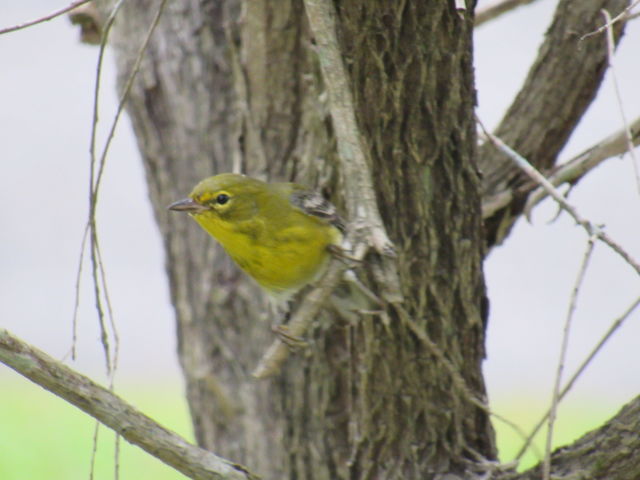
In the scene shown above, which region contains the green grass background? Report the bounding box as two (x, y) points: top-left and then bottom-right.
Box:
(0, 371), (623, 479)
(0, 373), (192, 480)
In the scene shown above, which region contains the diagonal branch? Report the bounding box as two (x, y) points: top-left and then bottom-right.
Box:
(302, 0), (399, 269)
(523, 115), (640, 214)
(479, 0), (629, 247)
(482, 115), (640, 219)
(0, 0), (91, 35)
(0, 329), (256, 480)
(475, 0), (540, 27)
(479, 124), (640, 275)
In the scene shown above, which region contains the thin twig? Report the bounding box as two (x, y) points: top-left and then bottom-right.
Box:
(0, 0), (90, 35)
(88, 0), (118, 436)
(83, 0), (167, 475)
(92, 0), (155, 202)
(83, 0), (125, 464)
(70, 223), (91, 361)
(542, 237), (596, 480)
(0, 329), (256, 480)
(601, 8), (640, 194)
(475, 0), (539, 27)
(89, 421), (100, 480)
(114, 433), (121, 480)
(581, 0), (640, 41)
(478, 118), (640, 277)
(84, 0), (127, 378)
(85, 0), (167, 375)
(515, 294), (640, 460)
(95, 238), (119, 378)
(90, 229), (112, 374)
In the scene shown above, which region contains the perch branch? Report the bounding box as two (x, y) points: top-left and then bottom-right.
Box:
(0, 329), (256, 480)
(302, 0), (396, 260)
(252, 256), (351, 379)
(253, 237), (371, 378)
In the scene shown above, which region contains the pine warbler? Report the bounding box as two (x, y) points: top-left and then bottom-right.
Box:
(168, 173), (344, 298)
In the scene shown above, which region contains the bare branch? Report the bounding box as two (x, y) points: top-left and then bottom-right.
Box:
(479, 0), (628, 247)
(581, 0), (640, 40)
(0, 0), (91, 35)
(80, 0), (167, 377)
(523, 116), (640, 215)
(514, 294), (640, 461)
(475, 0), (539, 27)
(543, 238), (596, 480)
(89, 421), (101, 478)
(479, 122), (640, 468)
(479, 122), (640, 276)
(0, 329), (256, 480)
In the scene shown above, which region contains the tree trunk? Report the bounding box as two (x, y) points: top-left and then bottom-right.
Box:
(104, 0), (516, 478)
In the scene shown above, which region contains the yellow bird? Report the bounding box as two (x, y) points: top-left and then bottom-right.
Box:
(168, 173), (344, 298)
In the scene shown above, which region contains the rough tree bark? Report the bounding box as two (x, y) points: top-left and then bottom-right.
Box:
(98, 0), (636, 479)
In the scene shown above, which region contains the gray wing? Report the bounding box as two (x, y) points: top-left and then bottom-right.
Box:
(289, 190), (346, 233)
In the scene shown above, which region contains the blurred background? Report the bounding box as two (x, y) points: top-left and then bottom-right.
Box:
(1, 1), (639, 478)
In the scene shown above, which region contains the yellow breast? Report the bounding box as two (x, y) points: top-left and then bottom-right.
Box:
(193, 211), (340, 297)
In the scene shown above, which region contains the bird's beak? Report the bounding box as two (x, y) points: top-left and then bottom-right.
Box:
(167, 198), (210, 214)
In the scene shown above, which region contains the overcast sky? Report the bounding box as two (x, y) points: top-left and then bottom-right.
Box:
(1, 0), (639, 428)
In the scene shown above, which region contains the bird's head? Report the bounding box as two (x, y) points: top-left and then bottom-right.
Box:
(168, 173), (263, 223)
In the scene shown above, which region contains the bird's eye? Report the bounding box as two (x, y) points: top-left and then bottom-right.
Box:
(216, 193), (230, 205)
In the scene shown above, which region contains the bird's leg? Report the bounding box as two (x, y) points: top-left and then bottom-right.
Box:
(269, 299), (308, 350)
(327, 244), (362, 266)
(271, 324), (308, 350)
